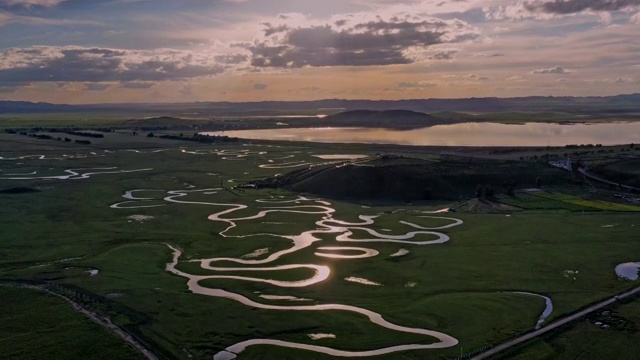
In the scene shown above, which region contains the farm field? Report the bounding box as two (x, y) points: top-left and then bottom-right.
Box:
(0, 130), (638, 360)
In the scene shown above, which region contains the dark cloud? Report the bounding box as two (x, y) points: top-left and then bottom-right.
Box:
(261, 23), (289, 36)
(476, 53), (504, 57)
(398, 81), (438, 88)
(214, 53), (249, 64)
(252, 83), (268, 90)
(532, 66), (572, 74)
(429, 49), (458, 60)
(466, 74), (490, 81)
(524, 0), (640, 14)
(486, 0), (640, 19)
(0, 81), (29, 93)
(0, 46), (229, 83)
(246, 14), (479, 68)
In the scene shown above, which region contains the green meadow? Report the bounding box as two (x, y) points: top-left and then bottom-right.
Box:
(0, 129), (638, 360)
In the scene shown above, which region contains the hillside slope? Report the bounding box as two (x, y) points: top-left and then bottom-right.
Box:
(254, 156), (572, 202)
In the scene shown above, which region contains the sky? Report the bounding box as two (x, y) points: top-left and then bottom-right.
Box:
(0, 0), (639, 104)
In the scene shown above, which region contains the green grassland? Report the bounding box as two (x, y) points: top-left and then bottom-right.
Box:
(498, 297), (640, 360)
(0, 285), (144, 360)
(0, 130), (638, 360)
(496, 191), (640, 212)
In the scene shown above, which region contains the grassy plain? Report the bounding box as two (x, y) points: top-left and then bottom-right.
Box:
(0, 129), (638, 360)
(498, 297), (640, 360)
(0, 286), (144, 360)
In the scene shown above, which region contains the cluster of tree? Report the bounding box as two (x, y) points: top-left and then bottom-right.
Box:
(5, 129), (91, 145)
(519, 146), (638, 161)
(151, 133), (238, 144)
(4, 129), (31, 136)
(6, 127), (107, 138)
(490, 148), (529, 155)
(29, 133), (53, 140)
(59, 130), (104, 138)
(475, 185), (495, 198)
(564, 144), (604, 149)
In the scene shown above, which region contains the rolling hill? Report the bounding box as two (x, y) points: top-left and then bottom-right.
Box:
(251, 155), (572, 202)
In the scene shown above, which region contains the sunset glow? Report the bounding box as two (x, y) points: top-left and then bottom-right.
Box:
(1, 0), (639, 103)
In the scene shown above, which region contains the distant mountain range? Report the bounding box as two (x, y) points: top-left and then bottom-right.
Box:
(2, 93), (640, 115)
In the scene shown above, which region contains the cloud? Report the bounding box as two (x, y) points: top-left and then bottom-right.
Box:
(524, 0), (640, 15)
(243, 12), (479, 68)
(0, 85), (19, 93)
(0, 46), (232, 82)
(120, 81), (155, 89)
(466, 73), (490, 81)
(2, 0), (67, 8)
(475, 52), (504, 57)
(0, 10), (101, 27)
(486, 0), (640, 20)
(506, 76), (528, 82)
(445, 73), (490, 82)
(584, 77), (636, 85)
(397, 80), (438, 88)
(0, 11), (11, 26)
(532, 66), (572, 74)
(84, 83), (110, 91)
(353, 0), (492, 16)
(613, 77), (632, 83)
(429, 49), (459, 60)
(214, 53), (249, 64)
(0, 80), (29, 93)
(179, 84), (193, 96)
(252, 82), (268, 90)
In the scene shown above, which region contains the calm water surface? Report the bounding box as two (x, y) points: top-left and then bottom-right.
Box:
(205, 122), (640, 146)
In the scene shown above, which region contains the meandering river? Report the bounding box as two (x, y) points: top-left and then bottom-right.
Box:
(113, 189), (462, 358)
(105, 186), (565, 359)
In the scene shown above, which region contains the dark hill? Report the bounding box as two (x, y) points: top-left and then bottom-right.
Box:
(592, 158), (640, 188)
(323, 110), (443, 128)
(252, 155), (572, 202)
(2, 93), (640, 115)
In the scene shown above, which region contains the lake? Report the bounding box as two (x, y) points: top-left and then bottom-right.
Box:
(204, 122), (640, 147)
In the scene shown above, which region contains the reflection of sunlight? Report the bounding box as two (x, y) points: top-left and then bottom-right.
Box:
(205, 122), (640, 146)
(118, 190), (463, 359)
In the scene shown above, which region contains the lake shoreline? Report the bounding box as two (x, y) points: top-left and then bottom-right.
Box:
(203, 122), (640, 147)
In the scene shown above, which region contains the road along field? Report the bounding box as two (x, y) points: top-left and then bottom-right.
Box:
(0, 131), (638, 360)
